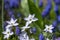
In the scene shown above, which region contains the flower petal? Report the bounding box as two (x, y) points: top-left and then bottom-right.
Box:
(48, 30), (52, 33)
(4, 35), (7, 39)
(2, 32), (7, 34)
(14, 19), (17, 23)
(24, 17), (29, 21)
(32, 18), (38, 21)
(10, 32), (14, 35)
(10, 18), (15, 23)
(6, 25), (12, 28)
(13, 23), (19, 26)
(6, 21), (11, 24)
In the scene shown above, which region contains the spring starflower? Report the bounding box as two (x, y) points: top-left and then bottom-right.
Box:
(44, 25), (54, 33)
(2, 29), (14, 39)
(6, 18), (18, 28)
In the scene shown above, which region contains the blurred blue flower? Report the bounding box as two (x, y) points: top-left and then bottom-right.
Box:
(52, 35), (56, 40)
(4, 3), (10, 10)
(8, 10), (15, 20)
(52, 21), (57, 32)
(55, 37), (60, 40)
(54, 5), (59, 16)
(15, 26), (21, 36)
(4, 0), (9, 4)
(8, 10), (14, 17)
(3, 21), (8, 31)
(52, 21), (57, 28)
(9, 0), (19, 8)
(42, 3), (51, 17)
(4, 0), (10, 10)
(41, 0), (52, 18)
(57, 15), (60, 22)
(30, 27), (36, 34)
(11, 15), (16, 20)
(45, 5), (52, 11)
(4, 0), (20, 9)
(39, 0), (43, 7)
(18, 32), (29, 40)
(54, 0), (60, 5)
(39, 34), (44, 40)
(47, 0), (52, 5)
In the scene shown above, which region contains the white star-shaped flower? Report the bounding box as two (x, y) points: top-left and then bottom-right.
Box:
(25, 22), (30, 27)
(21, 26), (30, 32)
(44, 25), (54, 33)
(24, 14), (38, 24)
(18, 32), (29, 40)
(6, 18), (18, 28)
(2, 29), (14, 39)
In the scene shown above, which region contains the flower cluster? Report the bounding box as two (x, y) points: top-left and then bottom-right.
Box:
(4, 0), (20, 10)
(39, 24), (54, 40)
(38, 0), (59, 40)
(39, 0), (43, 7)
(19, 14), (38, 40)
(2, 14), (38, 40)
(3, 0), (21, 39)
(2, 18), (18, 39)
(54, 0), (60, 32)
(44, 25), (54, 33)
(3, 0), (60, 40)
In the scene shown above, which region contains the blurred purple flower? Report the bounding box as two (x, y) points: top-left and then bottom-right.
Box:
(55, 37), (60, 40)
(4, 4), (10, 10)
(41, 0), (52, 18)
(15, 26), (21, 36)
(47, 0), (52, 5)
(3, 21), (8, 31)
(4, 0), (9, 4)
(52, 21), (57, 32)
(52, 21), (57, 28)
(9, 0), (19, 8)
(18, 32), (29, 40)
(11, 15), (16, 20)
(30, 27), (36, 34)
(39, 0), (43, 7)
(42, 5), (51, 17)
(54, 5), (59, 16)
(39, 34), (44, 40)
(52, 35), (56, 40)
(54, 0), (60, 5)
(4, 0), (10, 10)
(57, 15), (60, 22)
(8, 10), (14, 17)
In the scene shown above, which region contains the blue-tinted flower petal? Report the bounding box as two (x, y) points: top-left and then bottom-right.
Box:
(15, 26), (21, 36)
(39, 34), (44, 40)
(39, 0), (43, 7)
(54, 5), (59, 16)
(9, 0), (19, 8)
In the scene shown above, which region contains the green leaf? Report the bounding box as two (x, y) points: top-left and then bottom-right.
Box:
(28, 0), (44, 29)
(21, 0), (30, 17)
